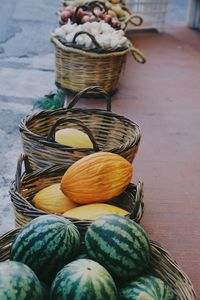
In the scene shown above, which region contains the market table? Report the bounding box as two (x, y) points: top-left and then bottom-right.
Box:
(68, 24), (200, 297)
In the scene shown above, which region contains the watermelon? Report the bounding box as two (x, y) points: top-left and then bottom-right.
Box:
(41, 281), (50, 300)
(0, 261), (43, 300)
(50, 258), (117, 300)
(85, 214), (151, 280)
(10, 215), (80, 284)
(118, 275), (177, 300)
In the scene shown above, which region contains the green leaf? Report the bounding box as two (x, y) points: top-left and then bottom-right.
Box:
(33, 89), (66, 110)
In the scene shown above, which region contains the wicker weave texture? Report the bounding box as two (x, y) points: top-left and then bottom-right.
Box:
(55, 46), (126, 94)
(51, 36), (145, 94)
(0, 228), (196, 300)
(10, 155), (144, 229)
(20, 87), (141, 170)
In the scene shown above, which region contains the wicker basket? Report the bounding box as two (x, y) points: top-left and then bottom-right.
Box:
(0, 228), (195, 300)
(50, 31), (145, 95)
(9, 154), (144, 230)
(20, 86), (141, 170)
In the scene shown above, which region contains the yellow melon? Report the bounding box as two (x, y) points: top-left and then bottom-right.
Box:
(55, 128), (93, 148)
(63, 203), (129, 220)
(32, 183), (79, 214)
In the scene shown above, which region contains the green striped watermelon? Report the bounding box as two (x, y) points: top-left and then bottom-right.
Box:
(118, 275), (177, 300)
(85, 214), (151, 281)
(41, 281), (50, 299)
(10, 215), (80, 284)
(0, 261), (43, 300)
(51, 258), (117, 300)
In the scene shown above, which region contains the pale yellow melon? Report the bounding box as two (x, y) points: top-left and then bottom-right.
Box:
(32, 183), (79, 214)
(63, 203), (129, 220)
(55, 128), (93, 148)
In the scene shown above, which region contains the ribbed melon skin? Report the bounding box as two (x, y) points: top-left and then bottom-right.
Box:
(32, 183), (79, 214)
(85, 214), (151, 280)
(63, 203), (129, 220)
(118, 275), (177, 300)
(51, 258), (117, 300)
(0, 261), (43, 300)
(61, 152), (133, 204)
(10, 215), (80, 284)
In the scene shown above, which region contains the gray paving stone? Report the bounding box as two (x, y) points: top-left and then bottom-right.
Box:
(0, 67), (54, 98)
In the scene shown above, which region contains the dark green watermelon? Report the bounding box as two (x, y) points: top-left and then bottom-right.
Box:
(118, 275), (177, 300)
(41, 281), (50, 300)
(0, 260), (43, 300)
(50, 258), (117, 300)
(10, 215), (81, 284)
(85, 214), (151, 280)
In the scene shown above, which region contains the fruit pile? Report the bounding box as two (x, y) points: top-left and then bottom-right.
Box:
(32, 150), (133, 221)
(62, 0), (134, 22)
(54, 21), (129, 50)
(58, 0), (143, 33)
(0, 214), (177, 299)
(59, 5), (122, 29)
(0, 0), (194, 298)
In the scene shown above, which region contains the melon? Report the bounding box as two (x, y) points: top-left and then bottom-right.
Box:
(32, 183), (79, 214)
(85, 214), (151, 280)
(61, 152), (133, 204)
(118, 275), (177, 300)
(41, 281), (50, 299)
(51, 258), (117, 300)
(10, 215), (80, 284)
(0, 261), (43, 300)
(63, 203), (129, 220)
(55, 128), (93, 148)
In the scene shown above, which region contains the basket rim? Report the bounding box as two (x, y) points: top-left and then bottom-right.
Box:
(10, 178), (144, 225)
(10, 159), (144, 225)
(51, 34), (132, 58)
(19, 107), (141, 153)
(0, 228), (196, 300)
(55, 82), (117, 96)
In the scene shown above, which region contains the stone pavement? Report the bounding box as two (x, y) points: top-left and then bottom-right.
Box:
(0, 1), (188, 234)
(0, 0), (58, 233)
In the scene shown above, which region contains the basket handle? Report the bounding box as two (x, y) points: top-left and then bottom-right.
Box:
(67, 86), (112, 111)
(72, 31), (102, 49)
(73, 6), (92, 23)
(47, 118), (100, 151)
(123, 14), (143, 28)
(73, 2), (107, 23)
(87, 1), (107, 13)
(15, 154), (32, 192)
(130, 46), (146, 64)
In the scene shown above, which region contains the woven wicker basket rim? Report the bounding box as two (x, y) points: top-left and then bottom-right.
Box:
(19, 107), (141, 152)
(10, 179), (143, 222)
(56, 35), (128, 54)
(0, 228), (196, 300)
(10, 155), (144, 224)
(51, 35), (132, 58)
(55, 82), (116, 96)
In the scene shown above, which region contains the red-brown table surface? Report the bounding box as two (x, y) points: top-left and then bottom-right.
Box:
(67, 24), (200, 297)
